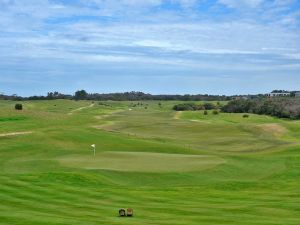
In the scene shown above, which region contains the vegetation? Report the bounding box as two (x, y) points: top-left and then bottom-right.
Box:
(173, 103), (204, 111)
(74, 90), (88, 100)
(14, 103), (22, 110)
(1, 89), (299, 102)
(203, 102), (216, 110)
(271, 89), (290, 93)
(212, 109), (219, 115)
(222, 98), (300, 119)
(0, 91), (232, 101)
(0, 100), (300, 224)
(173, 102), (217, 111)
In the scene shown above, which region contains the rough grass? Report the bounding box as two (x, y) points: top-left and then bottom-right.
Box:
(0, 100), (300, 225)
(257, 123), (288, 137)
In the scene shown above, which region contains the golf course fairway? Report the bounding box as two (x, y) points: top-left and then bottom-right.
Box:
(0, 100), (299, 225)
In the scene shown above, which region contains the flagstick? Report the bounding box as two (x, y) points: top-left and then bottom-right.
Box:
(91, 144), (96, 157)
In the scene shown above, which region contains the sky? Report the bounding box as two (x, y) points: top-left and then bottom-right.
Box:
(0, 0), (300, 96)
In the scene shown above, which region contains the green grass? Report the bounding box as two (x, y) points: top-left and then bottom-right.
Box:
(58, 152), (225, 173)
(0, 100), (300, 225)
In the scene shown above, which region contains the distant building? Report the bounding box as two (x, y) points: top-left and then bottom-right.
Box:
(267, 92), (290, 97)
(295, 92), (300, 97)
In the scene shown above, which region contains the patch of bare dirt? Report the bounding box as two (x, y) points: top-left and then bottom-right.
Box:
(68, 104), (94, 115)
(0, 131), (33, 137)
(257, 123), (288, 137)
(174, 111), (182, 119)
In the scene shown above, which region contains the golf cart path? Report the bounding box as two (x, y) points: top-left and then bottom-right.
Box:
(68, 103), (95, 115)
(0, 131), (33, 137)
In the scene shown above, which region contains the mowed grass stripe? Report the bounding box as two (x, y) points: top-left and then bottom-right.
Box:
(0, 187), (127, 224)
(1, 185), (299, 224)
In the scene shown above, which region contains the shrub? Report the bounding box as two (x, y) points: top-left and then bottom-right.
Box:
(212, 110), (219, 115)
(204, 110), (208, 115)
(15, 104), (23, 110)
(203, 102), (215, 110)
(173, 103), (204, 111)
(243, 114), (249, 118)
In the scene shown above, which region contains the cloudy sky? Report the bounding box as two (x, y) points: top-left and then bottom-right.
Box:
(0, 0), (299, 96)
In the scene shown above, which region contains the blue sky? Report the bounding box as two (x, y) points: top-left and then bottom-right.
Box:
(0, 0), (300, 96)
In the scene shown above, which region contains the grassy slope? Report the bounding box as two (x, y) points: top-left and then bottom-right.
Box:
(0, 100), (299, 225)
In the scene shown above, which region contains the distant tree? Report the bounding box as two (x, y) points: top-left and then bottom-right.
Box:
(45, 91), (71, 100)
(15, 103), (23, 110)
(47, 92), (54, 99)
(74, 90), (88, 100)
(271, 90), (289, 93)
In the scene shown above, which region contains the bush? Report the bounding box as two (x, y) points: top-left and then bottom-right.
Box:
(173, 103), (204, 111)
(243, 114), (249, 118)
(204, 110), (208, 115)
(15, 104), (23, 110)
(203, 102), (215, 110)
(212, 110), (219, 115)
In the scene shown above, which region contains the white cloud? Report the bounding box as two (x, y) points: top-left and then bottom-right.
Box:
(273, 0), (296, 6)
(1, 19), (299, 71)
(218, 0), (264, 8)
(0, 0), (299, 74)
(172, 0), (198, 8)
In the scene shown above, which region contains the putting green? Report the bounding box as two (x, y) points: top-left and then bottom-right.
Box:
(58, 151), (225, 173)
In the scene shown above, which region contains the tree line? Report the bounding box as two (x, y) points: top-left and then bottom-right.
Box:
(221, 98), (300, 119)
(173, 102), (218, 111)
(74, 90), (232, 101)
(0, 90), (231, 101)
